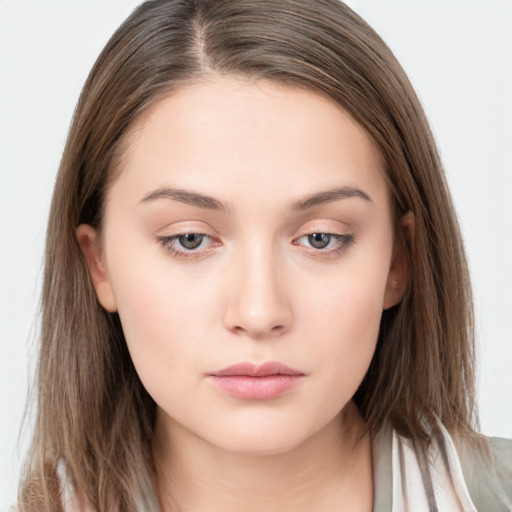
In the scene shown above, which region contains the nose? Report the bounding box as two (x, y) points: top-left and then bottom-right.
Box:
(222, 243), (293, 339)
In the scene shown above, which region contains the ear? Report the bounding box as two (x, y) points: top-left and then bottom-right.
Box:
(383, 211), (415, 310)
(76, 224), (117, 312)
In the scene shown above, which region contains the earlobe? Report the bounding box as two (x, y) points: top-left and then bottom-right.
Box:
(383, 211), (415, 310)
(76, 224), (117, 312)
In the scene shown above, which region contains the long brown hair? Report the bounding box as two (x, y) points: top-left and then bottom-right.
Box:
(19, 0), (478, 510)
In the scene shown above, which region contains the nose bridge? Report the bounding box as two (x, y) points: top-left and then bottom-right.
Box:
(223, 236), (292, 338)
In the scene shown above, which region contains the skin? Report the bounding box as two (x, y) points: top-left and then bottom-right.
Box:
(77, 77), (411, 512)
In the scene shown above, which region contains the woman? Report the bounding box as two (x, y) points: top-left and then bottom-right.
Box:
(17, 1), (512, 511)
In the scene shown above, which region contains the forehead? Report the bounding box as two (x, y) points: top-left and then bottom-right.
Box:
(108, 76), (389, 210)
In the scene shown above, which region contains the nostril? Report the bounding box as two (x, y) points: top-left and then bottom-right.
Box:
(227, 321), (289, 339)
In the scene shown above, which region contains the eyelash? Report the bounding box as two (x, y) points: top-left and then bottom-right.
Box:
(294, 233), (355, 256)
(156, 232), (355, 260)
(156, 233), (217, 260)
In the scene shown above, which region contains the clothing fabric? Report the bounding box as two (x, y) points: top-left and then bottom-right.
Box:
(372, 425), (512, 512)
(44, 425), (512, 511)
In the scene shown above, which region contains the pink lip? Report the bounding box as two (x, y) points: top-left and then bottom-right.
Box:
(209, 362), (305, 400)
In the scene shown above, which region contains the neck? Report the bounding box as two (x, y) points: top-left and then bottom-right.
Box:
(153, 401), (373, 512)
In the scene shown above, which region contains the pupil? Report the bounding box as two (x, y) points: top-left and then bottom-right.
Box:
(309, 233), (330, 249)
(179, 233), (203, 249)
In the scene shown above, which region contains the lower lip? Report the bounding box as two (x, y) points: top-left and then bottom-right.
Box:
(209, 375), (303, 400)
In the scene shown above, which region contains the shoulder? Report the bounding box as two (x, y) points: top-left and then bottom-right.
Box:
(459, 435), (512, 512)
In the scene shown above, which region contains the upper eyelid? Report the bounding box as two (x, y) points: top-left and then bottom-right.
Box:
(155, 225), (218, 241)
(154, 216), (350, 234)
(293, 217), (352, 231)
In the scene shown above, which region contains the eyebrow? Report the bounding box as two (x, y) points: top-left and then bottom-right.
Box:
(289, 186), (372, 211)
(140, 187), (228, 212)
(139, 185), (372, 212)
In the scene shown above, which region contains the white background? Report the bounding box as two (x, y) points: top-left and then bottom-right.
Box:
(1, 0), (511, 508)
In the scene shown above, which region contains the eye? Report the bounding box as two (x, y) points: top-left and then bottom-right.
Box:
(307, 233), (332, 249)
(295, 232), (354, 255)
(156, 232), (219, 259)
(177, 233), (204, 249)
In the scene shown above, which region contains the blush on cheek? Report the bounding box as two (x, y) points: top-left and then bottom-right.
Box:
(308, 278), (383, 371)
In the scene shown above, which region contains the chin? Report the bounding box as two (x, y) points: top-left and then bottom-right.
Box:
(215, 432), (308, 457)
(202, 413), (327, 458)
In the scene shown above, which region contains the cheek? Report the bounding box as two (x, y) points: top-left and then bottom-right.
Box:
(296, 246), (392, 389)
(104, 236), (217, 388)
(307, 285), (381, 371)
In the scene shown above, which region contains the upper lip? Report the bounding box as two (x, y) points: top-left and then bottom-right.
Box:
(210, 361), (304, 377)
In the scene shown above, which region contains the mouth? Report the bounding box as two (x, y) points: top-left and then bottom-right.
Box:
(208, 362), (305, 400)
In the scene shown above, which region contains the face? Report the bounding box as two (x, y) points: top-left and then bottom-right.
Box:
(78, 77), (408, 456)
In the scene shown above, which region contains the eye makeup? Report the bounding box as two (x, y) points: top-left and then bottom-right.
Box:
(156, 232), (221, 260)
(156, 230), (355, 261)
(293, 232), (355, 257)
